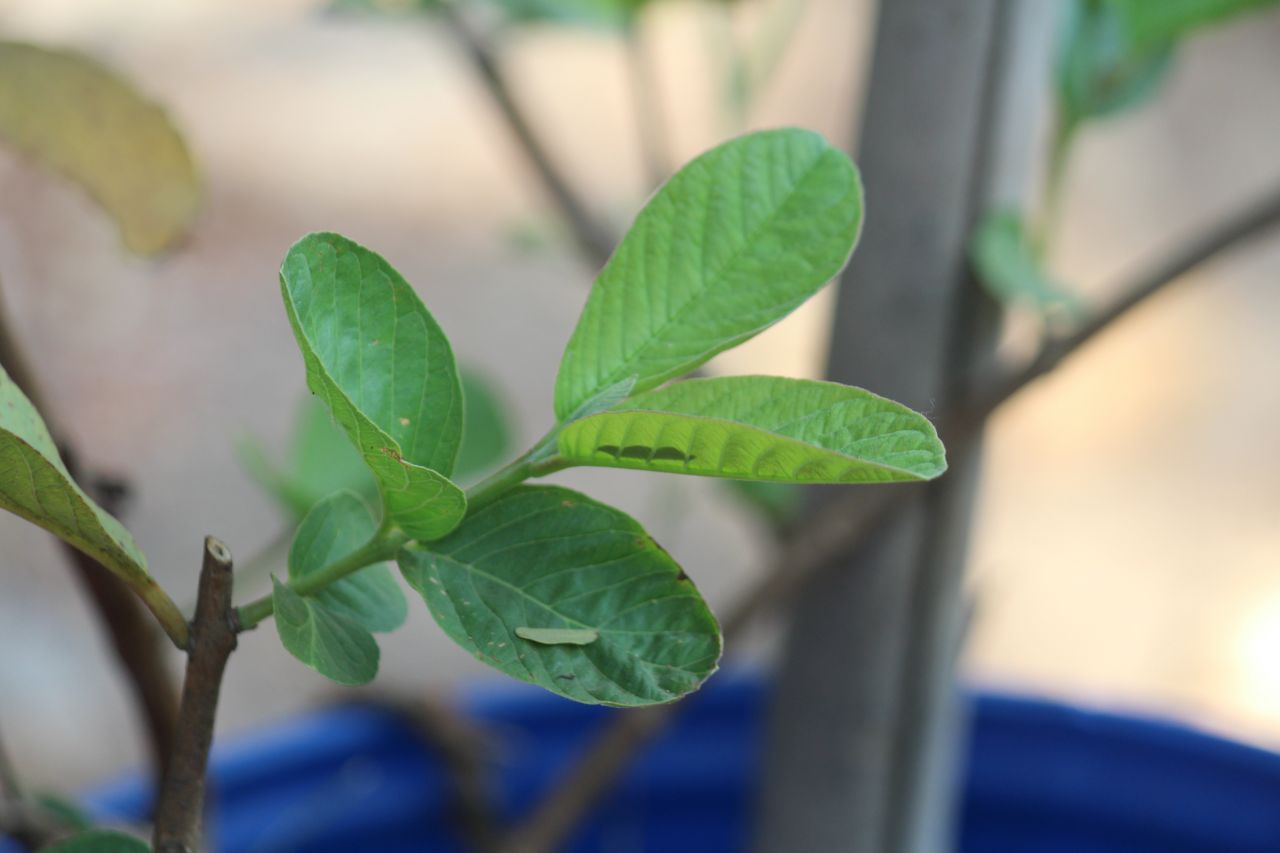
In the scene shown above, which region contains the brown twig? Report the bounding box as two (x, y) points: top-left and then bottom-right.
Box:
(153, 538), (236, 853)
(494, 183), (1280, 853)
(440, 2), (617, 270)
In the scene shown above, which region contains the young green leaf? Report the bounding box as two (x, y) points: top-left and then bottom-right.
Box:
(454, 367), (513, 481)
(971, 210), (1084, 318)
(1057, 1), (1174, 127)
(288, 491), (407, 633)
(399, 485), (721, 706)
(44, 830), (150, 852)
(1106, 0), (1280, 50)
(280, 232), (466, 540)
(272, 577), (380, 685)
(0, 42), (200, 255)
(557, 376), (946, 484)
(554, 128), (863, 420)
(0, 364), (179, 626)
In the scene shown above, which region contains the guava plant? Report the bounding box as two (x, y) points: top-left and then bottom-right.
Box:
(1, 126), (946, 708)
(241, 127), (947, 702)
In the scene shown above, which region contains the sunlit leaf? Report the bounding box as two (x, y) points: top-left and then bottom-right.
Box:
(273, 577), (380, 685)
(558, 376), (945, 484)
(280, 233), (466, 540)
(554, 128), (863, 420)
(288, 491), (406, 633)
(399, 485), (721, 706)
(0, 42), (200, 255)
(971, 210), (1084, 318)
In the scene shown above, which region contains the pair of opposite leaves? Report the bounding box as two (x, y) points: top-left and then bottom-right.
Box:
(272, 128), (946, 706)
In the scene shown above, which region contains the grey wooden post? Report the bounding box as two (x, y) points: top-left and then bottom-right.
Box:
(754, 2), (1055, 851)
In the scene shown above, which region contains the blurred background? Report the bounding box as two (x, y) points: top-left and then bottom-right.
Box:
(0, 0), (1277, 823)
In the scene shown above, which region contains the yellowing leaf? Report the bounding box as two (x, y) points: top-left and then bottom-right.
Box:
(0, 42), (200, 255)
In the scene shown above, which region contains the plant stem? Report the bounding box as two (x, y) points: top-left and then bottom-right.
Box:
(152, 537), (236, 853)
(1036, 114), (1076, 255)
(440, 1), (616, 270)
(234, 529), (408, 630)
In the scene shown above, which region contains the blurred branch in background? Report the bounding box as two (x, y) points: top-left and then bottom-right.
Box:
(440, 2), (616, 269)
(0, 282), (179, 789)
(495, 179), (1280, 853)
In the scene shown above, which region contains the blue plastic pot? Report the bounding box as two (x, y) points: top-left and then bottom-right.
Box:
(19, 671), (1280, 851)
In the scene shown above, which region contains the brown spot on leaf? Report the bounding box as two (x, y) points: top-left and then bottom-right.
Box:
(399, 417), (410, 427)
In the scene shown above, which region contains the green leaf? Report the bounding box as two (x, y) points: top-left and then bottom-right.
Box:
(455, 368), (513, 481)
(399, 485), (721, 706)
(0, 42), (200, 255)
(554, 128), (863, 420)
(289, 491), (407, 633)
(272, 576), (380, 685)
(239, 396), (377, 520)
(1107, 0), (1280, 50)
(280, 232), (466, 541)
(971, 210), (1084, 318)
(1057, 1), (1175, 126)
(515, 626), (599, 645)
(557, 376), (946, 484)
(0, 362), (153, 595)
(44, 830), (150, 852)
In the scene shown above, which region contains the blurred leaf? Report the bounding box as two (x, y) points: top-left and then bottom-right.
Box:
(971, 210), (1084, 318)
(1057, 0), (1175, 127)
(33, 793), (94, 832)
(279, 233), (466, 541)
(0, 362), (152, 594)
(399, 485), (721, 706)
(273, 577), (380, 685)
(558, 376), (946, 484)
(238, 396), (376, 520)
(455, 368), (512, 480)
(1107, 0), (1280, 50)
(288, 491), (407, 633)
(44, 831), (149, 852)
(0, 42), (200, 255)
(485, 0), (643, 30)
(725, 479), (802, 527)
(554, 129), (863, 420)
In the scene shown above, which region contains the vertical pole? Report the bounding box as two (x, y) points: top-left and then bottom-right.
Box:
(754, 2), (1053, 850)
